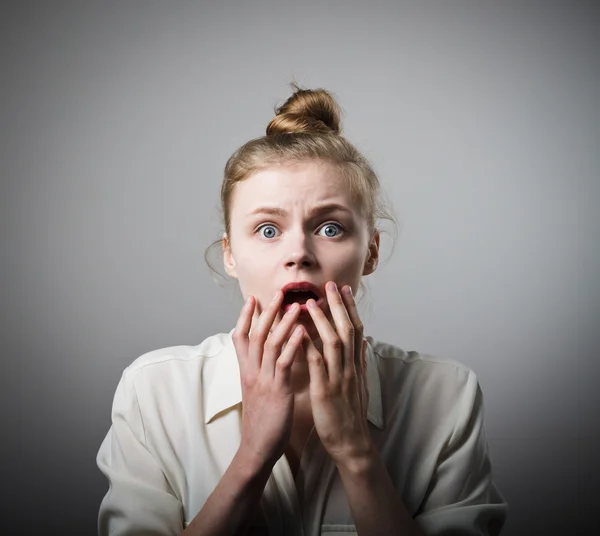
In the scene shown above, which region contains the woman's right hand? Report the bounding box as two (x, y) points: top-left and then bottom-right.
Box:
(232, 290), (304, 470)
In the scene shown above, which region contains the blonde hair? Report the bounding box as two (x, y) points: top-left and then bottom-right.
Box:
(204, 83), (399, 300)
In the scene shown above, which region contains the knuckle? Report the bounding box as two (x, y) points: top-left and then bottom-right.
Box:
(232, 330), (245, 343)
(312, 388), (328, 401)
(355, 322), (364, 336)
(263, 338), (279, 354)
(342, 325), (355, 339)
(330, 336), (343, 350)
(275, 358), (289, 371)
(345, 369), (358, 383)
(307, 351), (321, 363)
(240, 374), (255, 390)
(248, 330), (261, 344)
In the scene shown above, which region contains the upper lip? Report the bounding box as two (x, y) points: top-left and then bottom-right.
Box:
(280, 281), (323, 299)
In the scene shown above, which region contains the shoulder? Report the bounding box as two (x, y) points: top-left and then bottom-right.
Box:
(366, 335), (479, 419)
(367, 336), (474, 379)
(110, 330), (238, 431)
(121, 330), (234, 383)
(366, 336), (484, 454)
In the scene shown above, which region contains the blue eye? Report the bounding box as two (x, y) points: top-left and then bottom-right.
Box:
(319, 223), (343, 238)
(256, 222), (343, 239)
(257, 224), (279, 239)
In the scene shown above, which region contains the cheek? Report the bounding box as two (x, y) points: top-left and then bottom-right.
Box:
(328, 247), (366, 277)
(232, 248), (276, 298)
(234, 243), (273, 273)
(236, 259), (273, 284)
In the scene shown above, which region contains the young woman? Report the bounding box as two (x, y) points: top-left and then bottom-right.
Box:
(97, 86), (508, 536)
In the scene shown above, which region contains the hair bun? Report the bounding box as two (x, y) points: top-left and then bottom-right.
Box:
(266, 84), (342, 136)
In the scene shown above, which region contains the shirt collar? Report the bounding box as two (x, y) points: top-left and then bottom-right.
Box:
(204, 329), (384, 430)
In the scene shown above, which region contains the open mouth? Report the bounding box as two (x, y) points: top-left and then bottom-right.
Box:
(280, 283), (324, 313)
(283, 289), (320, 306)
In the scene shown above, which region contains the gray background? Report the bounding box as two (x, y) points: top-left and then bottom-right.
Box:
(1, 1), (598, 534)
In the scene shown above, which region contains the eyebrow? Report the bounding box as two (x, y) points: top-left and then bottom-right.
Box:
(247, 203), (353, 219)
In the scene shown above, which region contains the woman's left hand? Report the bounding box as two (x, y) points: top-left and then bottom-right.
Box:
(302, 281), (374, 467)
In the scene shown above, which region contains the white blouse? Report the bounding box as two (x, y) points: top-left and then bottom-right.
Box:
(97, 329), (508, 535)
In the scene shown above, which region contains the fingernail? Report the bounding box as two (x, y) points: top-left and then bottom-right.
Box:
(328, 281), (337, 292)
(343, 285), (353, 296)
(272, 291), (280, 302)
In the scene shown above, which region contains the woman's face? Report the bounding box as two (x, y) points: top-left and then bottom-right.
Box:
(223, 159), (379, 337)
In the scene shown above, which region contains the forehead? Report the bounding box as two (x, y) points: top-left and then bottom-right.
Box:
(231, 160), (354, 214)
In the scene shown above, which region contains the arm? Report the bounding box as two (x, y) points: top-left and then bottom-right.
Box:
(303, 283), (508, 535)
(181, 448), (271, 536)
(186, 294), (308, 535)
(335, 370), (507, 536)
(97, 371), (184, 536)
(302, 284), (426, 535)
(98, 369), (274, 536)
(412, 371), (508, 536)
(98, 292), (306, 535)
(336, 449), (426, 536)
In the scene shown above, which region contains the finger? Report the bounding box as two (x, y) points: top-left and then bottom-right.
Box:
(325, 281), (355, 376)
(340, 284), (365, 379)
(302, 331), (328, 396)
(249, 299), (261, 337)
(232, 296), (256, 374)
(274, 324), (305, 386)
(248, 290), (284, 368)
(361, 339), (370, 411)
(362, 339), (367, 373)
(306, 296), (343, 382)
(260, 302), (301, 378)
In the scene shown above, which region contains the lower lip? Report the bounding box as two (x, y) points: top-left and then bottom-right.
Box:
(281, 298), (324, 314)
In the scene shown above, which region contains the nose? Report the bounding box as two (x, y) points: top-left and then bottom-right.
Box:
(284, 231), (316, 269)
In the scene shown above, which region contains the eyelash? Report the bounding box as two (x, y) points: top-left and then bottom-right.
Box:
(255, 222), (345, 239)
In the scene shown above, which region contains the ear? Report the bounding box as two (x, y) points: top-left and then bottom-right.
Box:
(362, 230), (380, 276)
(222, 233), (238, 279)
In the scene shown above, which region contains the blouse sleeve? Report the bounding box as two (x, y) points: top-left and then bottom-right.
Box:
(413, 370), (509, 536)
(96, 369), (184, 536)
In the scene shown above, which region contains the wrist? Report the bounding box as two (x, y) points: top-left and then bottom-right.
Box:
(332, 439), (379, 477)
(234, 443), (277, 484)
